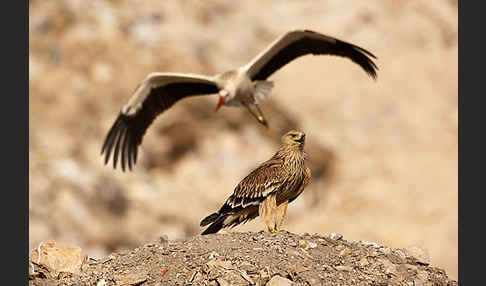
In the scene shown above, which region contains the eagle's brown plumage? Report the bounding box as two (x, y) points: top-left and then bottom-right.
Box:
(200, 130), (311, 235)
(101, 29), (378, 171)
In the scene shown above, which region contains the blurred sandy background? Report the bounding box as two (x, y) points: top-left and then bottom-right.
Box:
(29, 0), (458, 280)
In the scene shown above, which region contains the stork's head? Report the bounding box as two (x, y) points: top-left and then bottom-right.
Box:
(282, 130), (306, 147)
(215, 70), (240, 112)
(215, 89), (230, 111)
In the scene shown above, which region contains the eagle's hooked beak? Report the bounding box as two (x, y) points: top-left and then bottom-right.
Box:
(215, 96), (225, 112)
(296, 133), (306, 143)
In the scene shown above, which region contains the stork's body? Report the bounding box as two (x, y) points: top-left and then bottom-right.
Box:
(214, 69), (273, 125)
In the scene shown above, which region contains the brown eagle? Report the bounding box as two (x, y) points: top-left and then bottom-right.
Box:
(200, 130), (311, 235)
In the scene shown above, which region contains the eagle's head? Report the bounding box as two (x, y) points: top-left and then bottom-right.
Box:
(282, 130), (306, 147)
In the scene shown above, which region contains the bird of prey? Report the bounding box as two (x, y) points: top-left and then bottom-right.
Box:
(200, 130), (311, 235)
(101, 29), (378, 171)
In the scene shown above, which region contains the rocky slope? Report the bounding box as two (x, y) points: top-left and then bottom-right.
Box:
(29, 232), (457, 286)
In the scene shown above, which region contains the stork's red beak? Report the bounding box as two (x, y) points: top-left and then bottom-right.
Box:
(215, 96), (225, 112)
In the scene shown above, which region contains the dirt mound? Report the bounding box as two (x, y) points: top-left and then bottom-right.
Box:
(29, 232), (457, 286)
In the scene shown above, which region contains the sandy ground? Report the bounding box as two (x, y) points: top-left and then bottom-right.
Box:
(29, 0), (458, 280)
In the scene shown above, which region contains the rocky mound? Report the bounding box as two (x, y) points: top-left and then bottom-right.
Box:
(29, 232), (457, 286)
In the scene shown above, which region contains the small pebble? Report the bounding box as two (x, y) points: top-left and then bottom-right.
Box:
(416, 270), (428, 281)
(385, 264), (398, 276)
(380, 247), (392, 255)
(329, 233), (343, 240)
(339, 247), (351, 256)
(395, 249), (407, 260)
(208, 251), (219, 259)
(334, 265), (353, 272)
(298, 240), (309, 249)
(358, 257), (369, 267)
(361, 241), (379, 248)
(414, 278), (424, 286)
(266, 275), (293, 286)
(405, 245), (430, 265)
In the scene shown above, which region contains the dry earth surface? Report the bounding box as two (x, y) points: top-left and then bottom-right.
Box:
(29, 0), (458, 282)
(29, 232), (457, 286)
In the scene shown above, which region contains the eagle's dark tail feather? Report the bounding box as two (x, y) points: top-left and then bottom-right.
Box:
(201, 214), (226, 235)
(200, 212), (219, 227)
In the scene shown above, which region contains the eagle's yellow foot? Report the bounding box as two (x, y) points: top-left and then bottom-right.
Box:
(265, 227), (276, 233)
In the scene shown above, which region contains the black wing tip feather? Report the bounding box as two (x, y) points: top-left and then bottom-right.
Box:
(252, 29), (379, 81)
(302, 29), (378, 58)
(100, 113), (138, 172)
(335, 39), (379, 80)
(362, 56), (379, 81)
(301, 30), (379, 80)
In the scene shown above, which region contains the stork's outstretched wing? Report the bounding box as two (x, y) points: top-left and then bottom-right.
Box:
(101, 73), (220, 171)
(244, 29), (378, 81)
